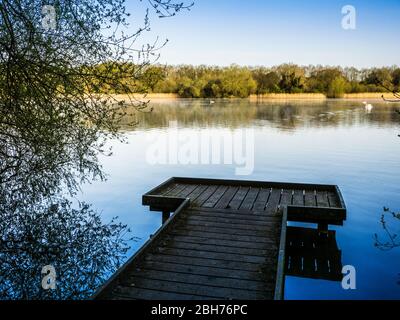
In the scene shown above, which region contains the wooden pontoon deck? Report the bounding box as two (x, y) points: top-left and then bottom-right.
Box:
(93, 177), (346, 300)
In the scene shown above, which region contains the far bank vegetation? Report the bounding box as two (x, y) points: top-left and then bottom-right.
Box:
(89, 63), (400, 99)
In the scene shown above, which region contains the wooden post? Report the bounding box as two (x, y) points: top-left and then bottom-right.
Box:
(318, 222), (328, 238)
(162, 210), (170, 224)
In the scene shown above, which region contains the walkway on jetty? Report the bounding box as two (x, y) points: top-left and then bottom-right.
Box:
(93, 177), (346, 300)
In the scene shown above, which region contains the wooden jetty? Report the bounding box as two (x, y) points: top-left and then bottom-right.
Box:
(93, 177), (346, 300)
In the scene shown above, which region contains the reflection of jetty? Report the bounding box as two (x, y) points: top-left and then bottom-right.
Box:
(94, 177), (346, 300)
(285, 226), (342, 281)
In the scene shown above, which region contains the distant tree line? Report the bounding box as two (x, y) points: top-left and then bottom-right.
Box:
(88, 63), (400, 98)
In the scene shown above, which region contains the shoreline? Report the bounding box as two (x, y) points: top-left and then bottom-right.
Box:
(111, 92), (397, 102)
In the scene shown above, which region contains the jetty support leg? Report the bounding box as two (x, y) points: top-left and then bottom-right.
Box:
(162, 210), (171, 224)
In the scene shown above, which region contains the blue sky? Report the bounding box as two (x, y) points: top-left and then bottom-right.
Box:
(125, 0), (400, 67)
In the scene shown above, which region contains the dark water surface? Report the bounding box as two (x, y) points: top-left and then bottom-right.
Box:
(80, 99), (400, 299)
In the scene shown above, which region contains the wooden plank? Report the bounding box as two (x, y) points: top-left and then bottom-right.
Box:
(252, 188), (271, 211)
(228, 186), (249, 210)
(181, 216), (281, 232)
(179, 215), (281, 232)
(174, 225), (279, 240)
(173, 177), (338, 192)
(141, 259), (275, 283)
(327, 191), (340, 208)
(202, 185), (229, 208)
(316, 191), (330, 207)
(186, 209), (279, 223)
(169, 228), (279, 245)
(165, 183), (187, 196)
(163, 183), (182, 196)
(265, 188), (281, 213)
(143, 177), (175, 196)
(280, 189), (292, 206)
(287, 206), (345, 225)
(112, 285), (218, 300)
(144, 196), (184, 212)
(187, 184), (209, 201)
(177, 184), (199, 198)
(159, 238), (274, 257)
(127, 268), (270, 292)
(184, 212), (280, 227)
(239, 187), (260, 210)
(145, 253), (271, 273)
(123, 277), (271, 300)
(192, 185), (218, 206)
(189, 206), (277, 217)
(158, 182), (179, 196)
(155, 246), (270, 264)
(274, 207), (287, 300)
(335, 185), (346, 210)
(292, 189), (304, 206)
(214, 186), (239, 209)
(164, 234), (278, 251)
(304, 190), (317, 207)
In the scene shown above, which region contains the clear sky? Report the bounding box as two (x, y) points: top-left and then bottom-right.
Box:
(125, 0), (400, 68)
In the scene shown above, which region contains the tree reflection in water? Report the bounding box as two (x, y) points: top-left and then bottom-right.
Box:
(0, 88), (139, 299)
(0, 109), (139, 299)
(0, 199), (133, 299)
(371, 99), (400, 285)
(374, 208), (400, 251)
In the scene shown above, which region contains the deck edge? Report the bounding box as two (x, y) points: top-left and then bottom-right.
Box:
(91, 198), (190, 300)
(274, 207), (288, 300)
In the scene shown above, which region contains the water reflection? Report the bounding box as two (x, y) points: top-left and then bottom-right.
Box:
(121, 99), (400, 131)
(0, 109), (133, 300)
(97, 98), (400, 299)
(285, 226), (342, 281)
(374, 207), (400, 251)
(0, 199), (132, 299)
(4, 98), (398, 299)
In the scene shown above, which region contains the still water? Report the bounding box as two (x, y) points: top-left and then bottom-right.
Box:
(80, 99), (400, 299)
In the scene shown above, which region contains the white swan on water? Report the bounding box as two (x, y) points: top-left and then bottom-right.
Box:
(363, 101), (373, 113)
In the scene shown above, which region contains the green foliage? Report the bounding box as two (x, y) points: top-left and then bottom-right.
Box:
(142, 66), (167, 92)
(306, 68), (344, 93)
(203, 79), (223, 98)
(84, 63), (400, 98)
(276, 64), (305, 93)
(252, 69), (280, 94)
(364, 68), (393, 90)
(218, 66), (257, 98)
(392, 68), (400, 90)
(327, 76), (347, 98)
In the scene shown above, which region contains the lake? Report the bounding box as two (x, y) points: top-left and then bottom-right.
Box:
(79, 98), (400, 299)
